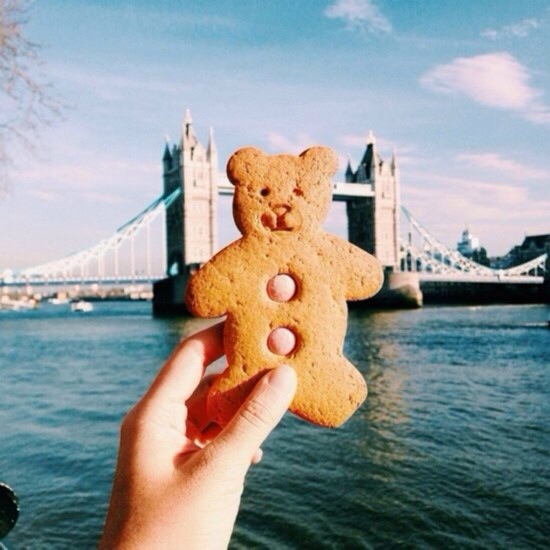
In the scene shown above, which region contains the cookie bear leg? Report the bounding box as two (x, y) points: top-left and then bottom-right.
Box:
(208, 357), (367, 428)
(290, 357), (367, 428)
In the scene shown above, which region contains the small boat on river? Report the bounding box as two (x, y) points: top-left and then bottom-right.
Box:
(70, 300), (94, 313)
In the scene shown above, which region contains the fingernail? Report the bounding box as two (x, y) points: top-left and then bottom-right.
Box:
(267, 364), (297, 393)
(252, 448), (264, 465)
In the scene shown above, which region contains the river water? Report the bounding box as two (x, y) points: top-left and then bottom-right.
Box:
(0, 302), (548, 549)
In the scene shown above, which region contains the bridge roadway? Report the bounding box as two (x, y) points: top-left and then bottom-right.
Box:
(2, 184), (545, 289)
(217, 177), (374, 200)
(4, 271), (544, 289)
(418, 273), (544, 284)
(1, 183), (372, 289)
(2, 275), (163, 287)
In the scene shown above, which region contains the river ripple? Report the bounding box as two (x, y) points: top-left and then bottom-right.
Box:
(0, 302), (548, 548)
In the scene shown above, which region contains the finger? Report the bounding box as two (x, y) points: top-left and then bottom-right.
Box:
(187, 421), (222, 449)
(208, 364), (297, 467)
(187, 373), (218, 431)
(145, 322), (225, 404)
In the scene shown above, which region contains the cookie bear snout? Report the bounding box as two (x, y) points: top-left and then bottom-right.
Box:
(273, 204), (290, 217)
(261, 203), (301, 231)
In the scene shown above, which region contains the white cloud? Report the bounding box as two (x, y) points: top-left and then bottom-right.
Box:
(402, 172), (550, 255)
(523, 103), (550, 125)
(456, 152), (549, 180)
(324, 0), (392, 34)
(338, 133), (421, 172)
(266, 132), (317, 154)
(264, 133), (358, 175)
(17, 158), (160, 201)
(80, 191), (127, 205)
(51, 65), (184, 102)
(27, 189), (61, 202)
(420, 52), (550, 124)
(339, 133), (417, 158)
(482, 17), (541, 40)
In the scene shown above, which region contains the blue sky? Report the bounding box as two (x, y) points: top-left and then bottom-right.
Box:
(1, 0), (549, 270)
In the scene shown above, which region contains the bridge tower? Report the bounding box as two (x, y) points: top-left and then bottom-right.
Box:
(162, 109), (218, 276)
(345, 132), (400, 270)
(345, 133), (421, 306)
(153, 110), (218, 315)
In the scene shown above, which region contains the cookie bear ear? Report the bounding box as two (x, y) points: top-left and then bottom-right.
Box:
(299, 146), (338, 177)
(227, 147), (266, 186)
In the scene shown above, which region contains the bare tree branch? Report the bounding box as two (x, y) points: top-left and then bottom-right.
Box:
(0, 0), (63, 191)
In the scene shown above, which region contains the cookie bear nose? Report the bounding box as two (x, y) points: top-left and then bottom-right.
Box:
(273, 205), (290, 217)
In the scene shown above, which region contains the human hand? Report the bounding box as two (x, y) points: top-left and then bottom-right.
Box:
(100, 322), (297, 549)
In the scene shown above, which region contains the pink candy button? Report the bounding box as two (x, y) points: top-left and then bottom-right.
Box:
(268, 327), (296, 356)
(267, 274), (296, 302)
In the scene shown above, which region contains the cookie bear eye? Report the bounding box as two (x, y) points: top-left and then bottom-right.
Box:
(293, 187), (304, 197)
(260, 187), (270, 197)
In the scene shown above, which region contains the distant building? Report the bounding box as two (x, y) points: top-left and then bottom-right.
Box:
(493, 233), (550, 269)
(513, 234), (550, 265)
(489, 255), (511, 269)
(457, 228), (491, 266)
(457, 228), (480, 257)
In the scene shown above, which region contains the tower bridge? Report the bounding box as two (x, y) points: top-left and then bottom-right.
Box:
(160, 111), (400, 283)
(2, 110), (546, 310)
(153, 111), (546, 313)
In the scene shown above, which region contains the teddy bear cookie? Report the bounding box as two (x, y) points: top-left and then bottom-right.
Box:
(185, 146), (383, 428)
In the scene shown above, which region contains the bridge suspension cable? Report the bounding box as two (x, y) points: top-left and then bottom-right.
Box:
(4, 194), (545, 287)
(16, 189), (181, 284)
(401, 207), (547, 283)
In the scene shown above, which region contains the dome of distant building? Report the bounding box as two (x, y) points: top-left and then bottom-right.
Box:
(457, 228), (480, 257)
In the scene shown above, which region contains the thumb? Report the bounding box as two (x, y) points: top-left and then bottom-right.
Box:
(210, 365), (297, 467)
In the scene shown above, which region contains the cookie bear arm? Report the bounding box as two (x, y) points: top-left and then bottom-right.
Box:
(185, 247), (239, 318)
(326, 235), (384, 301)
